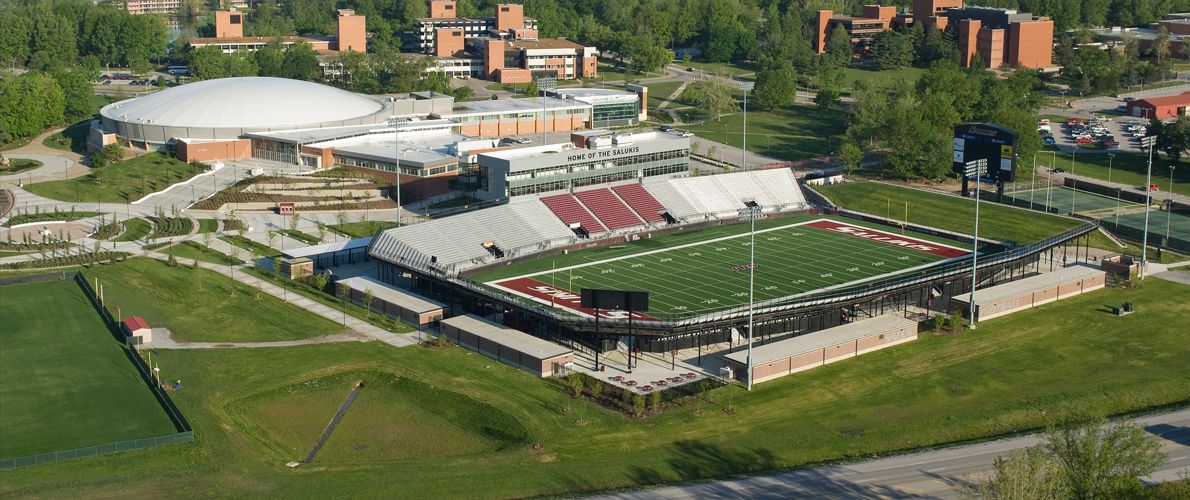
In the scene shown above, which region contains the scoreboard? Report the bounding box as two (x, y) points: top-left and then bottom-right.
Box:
(952, 123), (1018, 183)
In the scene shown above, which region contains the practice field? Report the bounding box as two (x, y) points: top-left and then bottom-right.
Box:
(0, 279), (178, 458)
(485, 217), (969, 318)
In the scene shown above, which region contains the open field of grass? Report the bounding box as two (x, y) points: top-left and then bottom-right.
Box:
(683, 104), (846, 161)
(278, 229), (320, 246)
(645, 81), (684, 109)
(164, 241), (242, 266)
(327, 220), (395, 239)
(113, 218), (151, 242)
(1038, 147), (1190, 197)
(480, 216), (967, 317)
(679, 59), (757, 78)
(231, 370), (529, 463)
(82, 258), (341, 343)
(816, 182), (1088, 245)
(840, 66), (925, 92)
(0, 279), (178, 458)
(24, 153), (208, 204)
(2, 276), (1186, 497)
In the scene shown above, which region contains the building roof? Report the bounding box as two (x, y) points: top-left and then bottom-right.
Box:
(723, 315), (918, 366)
(281, 236), (373, 259)
(438, 97), (588, 118)
(507, 38), (588, 50)
(99, 77), (386, 129)
(1133, 92), (1190, 108)
(337, 275), (446, 314)
(190, 35), (323, 45)
(441, 314), (572, 359)
(123, 315), (150, 332)
(951, 264), (1103, 305)
(547, 88), (639, 105)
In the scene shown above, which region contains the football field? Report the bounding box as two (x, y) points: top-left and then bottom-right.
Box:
(487, 218), (970, 318)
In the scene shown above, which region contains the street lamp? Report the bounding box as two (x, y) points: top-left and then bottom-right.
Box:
(965, 159), (988, 330)
(1140, 135), (1157, 279)
(1030, 153), (1037, 210)
(1115, 187), (1122, 228)
(737, 201), (762, 391)
(1070, 147), (1078, 215)
(737, 81), (755, 171)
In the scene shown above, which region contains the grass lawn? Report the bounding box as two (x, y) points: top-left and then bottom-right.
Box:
(3, 277), (1186, 497)
(279, 229), (320, 246)
(1039, 147), (1190, 197)
(219, 235), (280, 258)
(0, 279), (178, 458)
(816, 182), (1086, 245)
(479, 216), (966, 317)
(41, 120), (92, 153)
(113, 218), (152, 242)
(232, 370), (528, 463)
(680, 59), (758, 78)
(840, 66), (925, 92)
(327, 220), (395, 239)
(83, 258), (342, 343)
(646, 81), (684, 109)
(196, 219), (219, 234)
(24, 153), (207, 204)
(164, 241), (242, 266)
(2, 159), (43, 175)
(684, 104), (847, 160)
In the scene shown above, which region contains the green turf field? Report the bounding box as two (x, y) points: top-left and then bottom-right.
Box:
(0, 279), (178, 458)
(481, 216), (968, 317)
(24, 153), (207, 204)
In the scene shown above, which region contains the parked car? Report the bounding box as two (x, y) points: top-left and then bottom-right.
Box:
(1042, 137), (1057, 145)
(660, 125), (676, 132)
(514, 137), (531, 144)
(1076, 137), (1094, 144)
(1147, 184), (1160, 191)
(1102, 139), (1119, 148)
(1053, 167), (1067, 173)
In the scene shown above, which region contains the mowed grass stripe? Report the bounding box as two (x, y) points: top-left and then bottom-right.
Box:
(534, 223), (952, 315)
(0, 280), (178, 458)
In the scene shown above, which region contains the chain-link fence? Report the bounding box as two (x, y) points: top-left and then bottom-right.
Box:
(0, 432), (194, 470)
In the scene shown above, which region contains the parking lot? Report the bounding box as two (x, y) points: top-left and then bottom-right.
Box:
(1042, 115), (1149, 154)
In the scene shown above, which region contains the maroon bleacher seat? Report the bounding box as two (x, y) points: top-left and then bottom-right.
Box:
(541, 194), (607, 233)
(575, 188), (644, 230)
(612, 184), (667, 223)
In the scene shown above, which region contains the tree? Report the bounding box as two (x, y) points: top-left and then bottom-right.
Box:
(823, 24), (853, 70)
(1153, 116), (1190, 162)
(567, 374), (584, 398)
(698, 75), (739, 120)
(362, 288), (374, 319)
(52, 69), (97, 122)
(311, 272), (329, 293)
(254, 39), (286, 77)
(0, 72), (65, 140)
(814, 86), (841, 112)
(1044, 417), (1164, 499)
(967, 447), (1068, 499)
(753, 60), (797, 111)
(622, 34), (672, 74)
(838, 140), (863, 177)
(282, 42), (322, 82)
(0, 11), (32, 68)
(871, 30), (914, 70)
(90, 144), (124, 168)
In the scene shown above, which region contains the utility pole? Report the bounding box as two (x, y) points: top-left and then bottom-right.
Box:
(1166, 166), (1176, 243)
(738, 81), (754, 171)
(388, 117), (404, 227)
(965, 159), (987, 330)
(737, 201), (762, 390)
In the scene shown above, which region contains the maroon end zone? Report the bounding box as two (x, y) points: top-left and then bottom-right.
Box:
(805, 220), (970, 259)
(491, 277), (658, 320)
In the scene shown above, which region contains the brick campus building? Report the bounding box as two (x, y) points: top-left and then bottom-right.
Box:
(815, 0), (1053, 69)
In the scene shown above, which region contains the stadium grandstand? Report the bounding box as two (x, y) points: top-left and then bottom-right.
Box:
(369, 168), (811, 274)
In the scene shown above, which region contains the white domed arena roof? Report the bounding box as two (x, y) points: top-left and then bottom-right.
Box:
(100, 77), (385, 129)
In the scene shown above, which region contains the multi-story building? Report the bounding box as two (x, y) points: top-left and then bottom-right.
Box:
(412, 1), (539, 54)
(913, 0), (962, 29)
(123, 0), (180, 15)
(190, 8), (367, 54)
(814, 5), (910, 54)
(949, 7), (1053, 69)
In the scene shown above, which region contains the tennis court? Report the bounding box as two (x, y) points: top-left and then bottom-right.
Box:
(1005, 186), (1143, 217)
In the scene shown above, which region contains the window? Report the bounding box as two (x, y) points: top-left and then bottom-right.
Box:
(230, 14), (241, 24)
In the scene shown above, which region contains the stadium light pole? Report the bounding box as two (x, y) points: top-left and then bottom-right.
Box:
(1167, 166), (1176, 242)
(965, 159), (987, 330)
(1108, 153), (1115, 183)
(1070, 146), (1078, 215)
(388, 117), (403, 227)
(737, 201), (761, 391)
(738, 81), (754, 171)
(1030, 154), (1037, 210)
(1140, 135), (1157, 279)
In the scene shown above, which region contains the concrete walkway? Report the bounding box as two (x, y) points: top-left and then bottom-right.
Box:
(143, 331), (366, 349)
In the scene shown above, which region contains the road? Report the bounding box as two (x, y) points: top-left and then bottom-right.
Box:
(591, 407), (1190, 499)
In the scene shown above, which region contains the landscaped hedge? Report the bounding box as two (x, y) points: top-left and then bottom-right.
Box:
(147, 217), (192, 239)
(3, 210), (101, 227)
(1, 252), (130, 269)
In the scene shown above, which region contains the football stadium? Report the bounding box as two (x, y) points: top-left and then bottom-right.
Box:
(366, 167), (1100, 357)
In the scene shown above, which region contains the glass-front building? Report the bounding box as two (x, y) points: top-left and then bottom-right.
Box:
(477, 131), (690, 198)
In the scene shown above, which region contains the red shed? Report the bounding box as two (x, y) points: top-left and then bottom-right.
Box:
(122, 316), (152, 344)
(1125, 92), (1190, 120)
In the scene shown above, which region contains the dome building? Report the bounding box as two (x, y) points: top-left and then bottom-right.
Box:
(89, 77), (454, 162)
